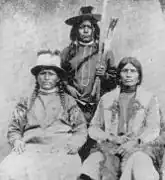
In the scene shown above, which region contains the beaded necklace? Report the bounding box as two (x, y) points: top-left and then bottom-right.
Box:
(76, 41), (93, 87)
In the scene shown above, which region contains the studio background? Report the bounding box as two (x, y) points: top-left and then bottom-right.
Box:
(0, 0), (164, 161)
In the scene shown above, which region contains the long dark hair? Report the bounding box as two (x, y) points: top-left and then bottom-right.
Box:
(117, 57), (143, 86)
(65, 21), (100, 63)
(70, 19), (100, 42)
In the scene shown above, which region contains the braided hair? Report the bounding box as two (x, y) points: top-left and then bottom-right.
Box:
(28, 49), (67, 112)
(53, 50), (67, 110)
(27, 82), (40, 112)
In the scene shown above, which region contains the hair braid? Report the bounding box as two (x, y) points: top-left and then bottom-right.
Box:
(28, 82), (40, 111)
(56, 80), (67, 111)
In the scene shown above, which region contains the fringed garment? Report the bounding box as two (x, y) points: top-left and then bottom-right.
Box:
(0, 91), (87, 180)
(89, 86), (164, 179)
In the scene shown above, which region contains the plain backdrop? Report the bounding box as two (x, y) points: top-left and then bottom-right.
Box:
(0, 0), (164, 161)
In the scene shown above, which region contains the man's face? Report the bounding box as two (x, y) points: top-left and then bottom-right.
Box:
(78, 20), (94, 43)
(37, 69), (59, 90)
(120, 63), (139, 87)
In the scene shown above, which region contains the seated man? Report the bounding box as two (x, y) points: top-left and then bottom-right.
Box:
(78, 57), (163, 180)
(0, 50), (87, 180)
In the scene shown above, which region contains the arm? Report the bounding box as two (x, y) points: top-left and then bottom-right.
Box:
(60, 47), (71, 73)
(101, 50), (117, 94)
(66, 96), (87, 152)
(61, 47), (81, 98)
(154, 108), (165, 145)
(88, 98), (110, 142)
(138, 96), (161, 144)
(7, 98), (28, 147)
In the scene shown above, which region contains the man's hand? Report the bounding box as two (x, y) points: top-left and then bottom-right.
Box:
(13, 140), (26, 154)
(116, 140), (137, 156)
(66, 85), (81, 98)
(96, 65), (106, 77)
(107, 135), (130, 145)
(114, 136), (130, 145)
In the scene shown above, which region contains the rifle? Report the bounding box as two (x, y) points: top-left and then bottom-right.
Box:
(91, 6), (119, 102)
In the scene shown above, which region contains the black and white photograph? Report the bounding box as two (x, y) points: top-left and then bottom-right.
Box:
(0, 0), (164, 179)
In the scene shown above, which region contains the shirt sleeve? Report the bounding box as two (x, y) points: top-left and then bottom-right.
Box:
(148, 105), (165, 146)
(138, 96), (161, 144)
(7, 98), (28, 147)
(101, 50), (117, 94)
(60, 47), (70, 71)
(89, 98), (110, 142)
(66, 95), (87, 151)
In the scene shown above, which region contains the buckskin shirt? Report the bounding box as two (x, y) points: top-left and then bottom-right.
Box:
(0, 91), (87, 180)
(78, 86), (164, 180)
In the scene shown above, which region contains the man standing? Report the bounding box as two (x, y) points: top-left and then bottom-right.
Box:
(61, 6), (117, 124)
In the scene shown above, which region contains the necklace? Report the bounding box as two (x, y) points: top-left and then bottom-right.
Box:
(78, 40), (94, 46)
(80, 46), (92, 87)
(39, 87), (59, 95)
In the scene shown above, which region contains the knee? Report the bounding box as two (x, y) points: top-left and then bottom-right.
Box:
(131, 151), (155, 170)
(79, 151), (104, 180)
(82, 151), (104, 167)
(131, 151), (159, 180)
(0, 152), (31, 175)
(134, 169), (159, 180)
(131, 151), (152, 164)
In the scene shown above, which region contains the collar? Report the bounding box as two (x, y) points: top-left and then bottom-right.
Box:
(38, 87), (59, 95)
(120, 85), (137, 93)
(78, 40), (95, 46)
(114, 86), (153, 108)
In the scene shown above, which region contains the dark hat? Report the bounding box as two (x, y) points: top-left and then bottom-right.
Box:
(65, 6), (101, 26)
